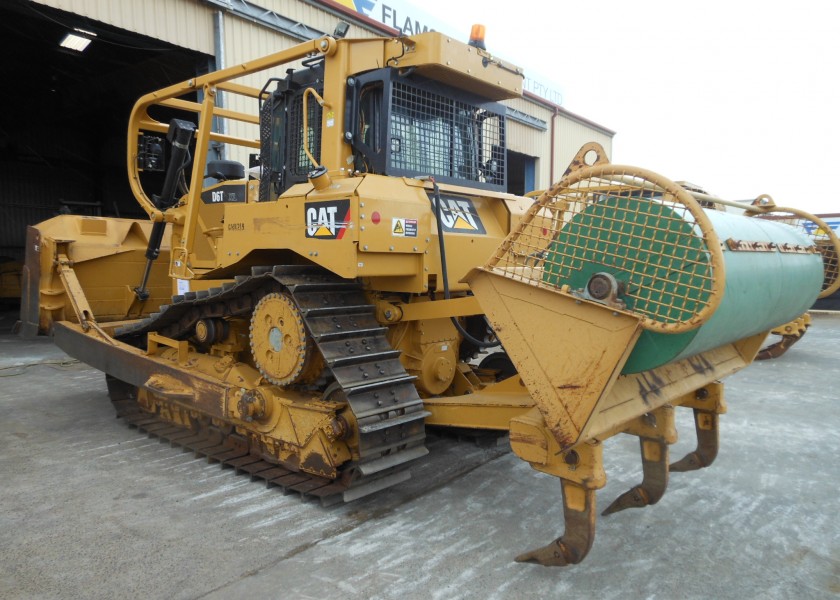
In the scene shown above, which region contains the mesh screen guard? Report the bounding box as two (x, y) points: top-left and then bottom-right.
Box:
(389, 80), (505, 188)
(484, 164), (726, 333)
(752, 206), (840, 298)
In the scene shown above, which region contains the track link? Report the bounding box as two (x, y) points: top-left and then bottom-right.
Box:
(109, 377), (352, 505)
(110, 265), (429, 503)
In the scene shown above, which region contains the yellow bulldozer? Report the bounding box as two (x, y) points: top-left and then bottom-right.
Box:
(18, 28), (840, 566)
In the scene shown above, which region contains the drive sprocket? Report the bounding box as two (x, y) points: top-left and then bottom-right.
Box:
(250, 292), (320, 385)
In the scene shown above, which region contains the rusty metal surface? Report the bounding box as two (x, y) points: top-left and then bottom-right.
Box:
(602, 438), (669, 515)
(670, 410), (720, 472)
(756, 333), (805, 360)
(515, 481), (596, 566)
(106, 376), (345, 504)
(756, 313), (811, 360)
(466, 267), (643, 449)
(748, 201), (840, 298)
(602, 406), (676, 515)
(54, 322), (228, 419)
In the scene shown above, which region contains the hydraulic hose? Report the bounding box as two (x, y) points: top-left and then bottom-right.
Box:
(426, 177), (499, 350)
(135, 119), (196, 301)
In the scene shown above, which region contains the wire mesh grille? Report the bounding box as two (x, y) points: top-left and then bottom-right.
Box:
(754, 210), (840, 296)
(258, 98), (274, 202)
(389, 81), (505, 186)
(287, 91), (322, 178)
(486, 166), (723, 332)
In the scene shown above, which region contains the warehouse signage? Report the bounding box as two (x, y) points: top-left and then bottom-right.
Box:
(336, 0), (434, 35)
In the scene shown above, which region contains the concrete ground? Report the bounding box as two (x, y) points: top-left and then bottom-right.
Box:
(1, 310), (838, 600)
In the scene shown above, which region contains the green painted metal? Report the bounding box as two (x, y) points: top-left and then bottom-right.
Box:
(543, 197), (824, 373)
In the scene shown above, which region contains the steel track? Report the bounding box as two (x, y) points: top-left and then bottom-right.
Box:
(110, 265), (429, 504)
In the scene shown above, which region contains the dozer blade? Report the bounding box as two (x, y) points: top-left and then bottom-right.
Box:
(515, 481), (596, 567)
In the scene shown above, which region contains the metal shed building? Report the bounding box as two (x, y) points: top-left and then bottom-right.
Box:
(0, 0), (613, 261)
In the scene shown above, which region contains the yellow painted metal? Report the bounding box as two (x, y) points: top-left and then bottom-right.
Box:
(250, 292), (320, 385)
(63, 317), (355, 479)
(127, 32), (521, 221)
(618, 405), (678, 444)
(0, 261), (22, 301)
(509, 407), (606, 486)
(388, 315), (460, 396)
(466, 267), (644, 448)
(423, 376), (534, 430)
(124, 30), (525, 290)
(27, 16), (829, 567)
(677, 382), (727, 413)
(584, 332), (765, 443)
(146, 333), (190, 365)
(55, 253), (95, 329)
(20, 216), (172, 335)
(770, 313), (811, 337)
(376, 33), (523, 100)
(380, 296), (483, 322)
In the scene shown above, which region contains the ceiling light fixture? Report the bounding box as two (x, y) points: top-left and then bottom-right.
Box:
(59, 28), (97, 52)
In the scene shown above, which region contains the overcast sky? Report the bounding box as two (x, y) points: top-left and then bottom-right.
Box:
(401, 0), (838, 215)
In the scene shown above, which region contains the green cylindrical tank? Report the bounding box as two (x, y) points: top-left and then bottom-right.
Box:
(542, 197), (824, 373)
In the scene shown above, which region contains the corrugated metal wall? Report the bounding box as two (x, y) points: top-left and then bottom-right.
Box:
(254, 0), (383, 42)
(31, 0), (214, 54)
(219, 5), (387, 166)
(555, 112), (613, 181)
(504, 97), (552, 156)
(503, 97), (614, 189)
(27, 0), (613, 195)
(503, 96), (551, 188)
(221, 16), (298, 166)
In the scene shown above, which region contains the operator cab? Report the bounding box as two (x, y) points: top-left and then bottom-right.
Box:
(258, 62), (508, 200)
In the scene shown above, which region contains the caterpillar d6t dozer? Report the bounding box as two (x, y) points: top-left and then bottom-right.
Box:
(21, 28), (838, 566)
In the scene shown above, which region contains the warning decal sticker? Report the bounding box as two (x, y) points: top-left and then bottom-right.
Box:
(392, 218), (418, 237)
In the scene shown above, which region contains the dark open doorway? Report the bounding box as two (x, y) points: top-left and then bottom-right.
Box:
(0, 0), (211, 260)
(506, 150), (536, 196)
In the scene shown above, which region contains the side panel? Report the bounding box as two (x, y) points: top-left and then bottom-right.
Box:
(211, 174), (529, 293)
